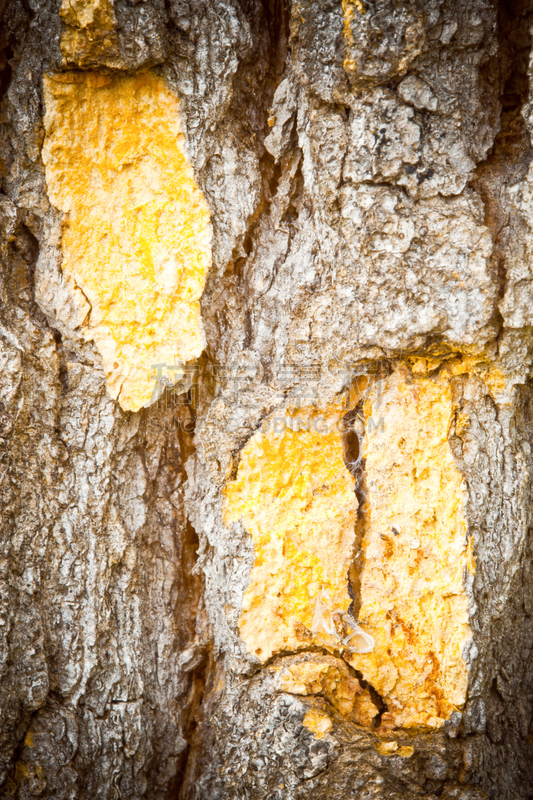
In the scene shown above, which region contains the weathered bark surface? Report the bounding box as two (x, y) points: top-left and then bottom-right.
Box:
(1, 1), (533, 798)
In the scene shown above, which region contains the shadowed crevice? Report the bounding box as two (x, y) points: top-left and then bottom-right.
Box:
(471, 0), (533, 317)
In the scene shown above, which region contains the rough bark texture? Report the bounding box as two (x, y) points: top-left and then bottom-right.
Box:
(2, 1), (533, 798)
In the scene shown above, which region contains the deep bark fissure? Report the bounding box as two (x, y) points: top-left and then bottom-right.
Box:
(342, 403), (366, 623)
(341, 366), (390, 627)
(225, 0), (291, 284)
(173, 649), (210, 800)
(173, 0), (292, 791)
(350, 666), (388, 730)
(472, 0), (533, 318)
(339, 381), (391, 729)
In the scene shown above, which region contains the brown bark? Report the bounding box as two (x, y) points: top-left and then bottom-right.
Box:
(1, 1), (533, 798)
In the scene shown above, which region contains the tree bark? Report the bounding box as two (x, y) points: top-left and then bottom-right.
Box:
(1, 1), (533, 798)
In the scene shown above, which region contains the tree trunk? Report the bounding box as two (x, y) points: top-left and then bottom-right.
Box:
(1, 0), (533, 797)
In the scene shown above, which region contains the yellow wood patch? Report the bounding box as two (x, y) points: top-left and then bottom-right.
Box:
(42, 71), (211, 411)
(346, 370), (471, 728)
(223, 407), (358, 662)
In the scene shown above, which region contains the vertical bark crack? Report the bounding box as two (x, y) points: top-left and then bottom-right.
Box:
(342, 401), (367, 622)
(341, 367), (387, 624)
(471, 0), (533, 317)
(225, 0), (291, 283)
